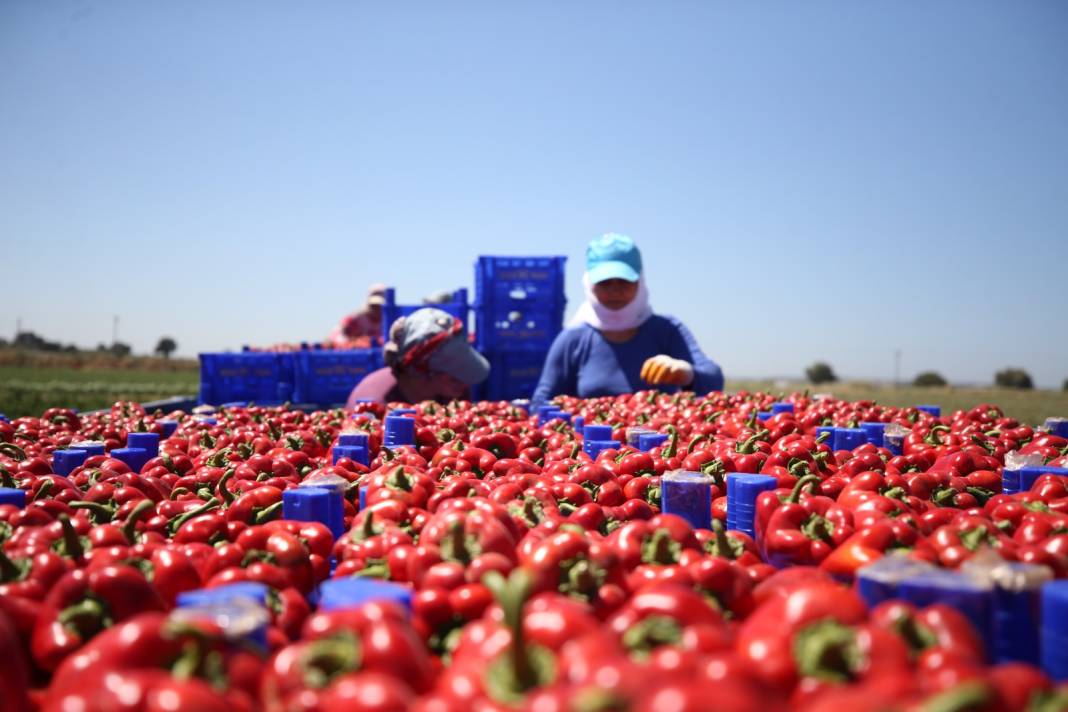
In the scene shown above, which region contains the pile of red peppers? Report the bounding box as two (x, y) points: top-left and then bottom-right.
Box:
(1, 393), (1067, 711)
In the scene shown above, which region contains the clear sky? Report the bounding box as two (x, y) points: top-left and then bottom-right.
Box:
(2, 1), (1066, 387)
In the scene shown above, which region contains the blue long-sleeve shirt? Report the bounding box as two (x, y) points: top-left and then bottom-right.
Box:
(530, 315), (724, 408)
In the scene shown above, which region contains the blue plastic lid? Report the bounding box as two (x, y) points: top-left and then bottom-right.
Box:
(1045, 418), (1068, 438)
(856, 556), (936, 608)
(383, 415), (416, 448)
(897, 571), (993, 650)
(757, 412), (774, 421)
(282, 487), (345, 541)
(583, 424), (614, 441)
(1041, 580), (1068, 637)
(71, 441), (106, 457)
(726, 473), (777, 504)
(917, 404), (941, 417)
(169, 597), (269, 649)
(338, 432), (370, 448)
(1002, 469), (1021, 494)
(770, 402), (795, 414)
(834, 428), (868, 452)
(572, 415), (585, 432)
(637, 432), (669, 452)
(0, 488), (27, 508)
(860, 422), (887, 446)
(583, 439), (618, 459)
(536, 405), (557, 422)
(660, 471), (712, 531)
(176, 581), (269, 608)
(318, 577), (413, 613)
(1019, 466), (1068, 493)
(126, 432), (160, 457)
(626, 427), (655, 447)
(332, 445), (369, 467)
(159, 420), (179, 438)
(52, 449), (89, 477)
(110, 447), (150, 473)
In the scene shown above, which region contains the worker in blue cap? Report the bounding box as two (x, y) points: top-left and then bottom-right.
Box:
(531, 233), (723, 408)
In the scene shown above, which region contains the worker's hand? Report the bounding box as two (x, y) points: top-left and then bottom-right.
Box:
(640, 355), (694, 386)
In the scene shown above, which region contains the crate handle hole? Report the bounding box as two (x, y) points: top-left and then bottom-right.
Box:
(509, 288), (528, 300)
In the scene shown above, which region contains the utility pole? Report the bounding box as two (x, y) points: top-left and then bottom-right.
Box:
(15, 317), (21, 339)
(894, 349), (901, 388)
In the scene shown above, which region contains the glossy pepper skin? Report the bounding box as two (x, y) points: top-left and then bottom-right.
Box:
(44, 611), (262, 712)
(736, 582), (871, 691)
(31, 563), (167, 671)
(762, 490), (855, 568)
(0, 607), (31, 712)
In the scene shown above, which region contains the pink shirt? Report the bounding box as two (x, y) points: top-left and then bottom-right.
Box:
(330, 310), (381, 345)
(346, 367), (403, 407)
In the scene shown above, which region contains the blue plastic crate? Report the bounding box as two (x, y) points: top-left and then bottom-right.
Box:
(476, 349), (548, 402)
(474, 256), (566, 352)
(199, 353), (292, 405)
(292, 349), (383, 406)
(381, 288), (469, 342)
(475, 256), (566, 306)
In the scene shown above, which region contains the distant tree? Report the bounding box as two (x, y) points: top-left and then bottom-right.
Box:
(995, 368), (1033, 390)
(805, 362), (837, 385)
(155, 337), (178, 359)
(1063, 378), (1068, 391)
(0, 337), (7, 348)
(913, 371), (947, 387)
(96, 343), (109, 352)
(109, 342), (132, 357)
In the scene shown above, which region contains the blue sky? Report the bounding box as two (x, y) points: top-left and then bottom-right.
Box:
(2, 1), (1066, 387)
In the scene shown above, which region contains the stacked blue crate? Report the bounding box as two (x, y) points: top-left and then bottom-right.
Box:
(381, 288), (470, 341)
(291, 348), (383, 406)
(199, 353), (292, 405)
(473, 256), (566, 401)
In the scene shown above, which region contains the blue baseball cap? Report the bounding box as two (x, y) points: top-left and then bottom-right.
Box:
(587, 233), (642, 284)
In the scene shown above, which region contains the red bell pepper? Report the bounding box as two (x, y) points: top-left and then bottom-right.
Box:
(31, 564), (168, 671)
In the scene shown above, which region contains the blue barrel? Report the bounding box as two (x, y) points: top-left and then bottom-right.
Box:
(726, 473), (777, 538)
(52, 449), (88, 477)
(318, 577), (413, 613)
(126, 432), (160, 458)
(834, 428), (868, 452)
(661, 471), (712, 530)
(583, 424), (614, 441)
(638, 433), (669, 452)
(283, 487), (345, 541)
(0, 488), (27, 509)
(383, 415), (416, 448)
(110, 447), (150, 473)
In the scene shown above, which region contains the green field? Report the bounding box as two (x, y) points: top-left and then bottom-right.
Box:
(1, 365), (1064, 426)
(0, 366), (199, 418)
(726, 380), (1068, 427)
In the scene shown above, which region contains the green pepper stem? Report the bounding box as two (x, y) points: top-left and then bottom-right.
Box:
(58, 514), (85, 560)
(787, 474), (822, 503)
(121, 499), (155, 544)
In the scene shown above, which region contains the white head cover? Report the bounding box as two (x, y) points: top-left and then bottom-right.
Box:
(568, 272), (653, 331)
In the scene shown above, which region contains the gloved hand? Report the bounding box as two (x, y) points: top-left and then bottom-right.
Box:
(640, 355), (694, 386)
